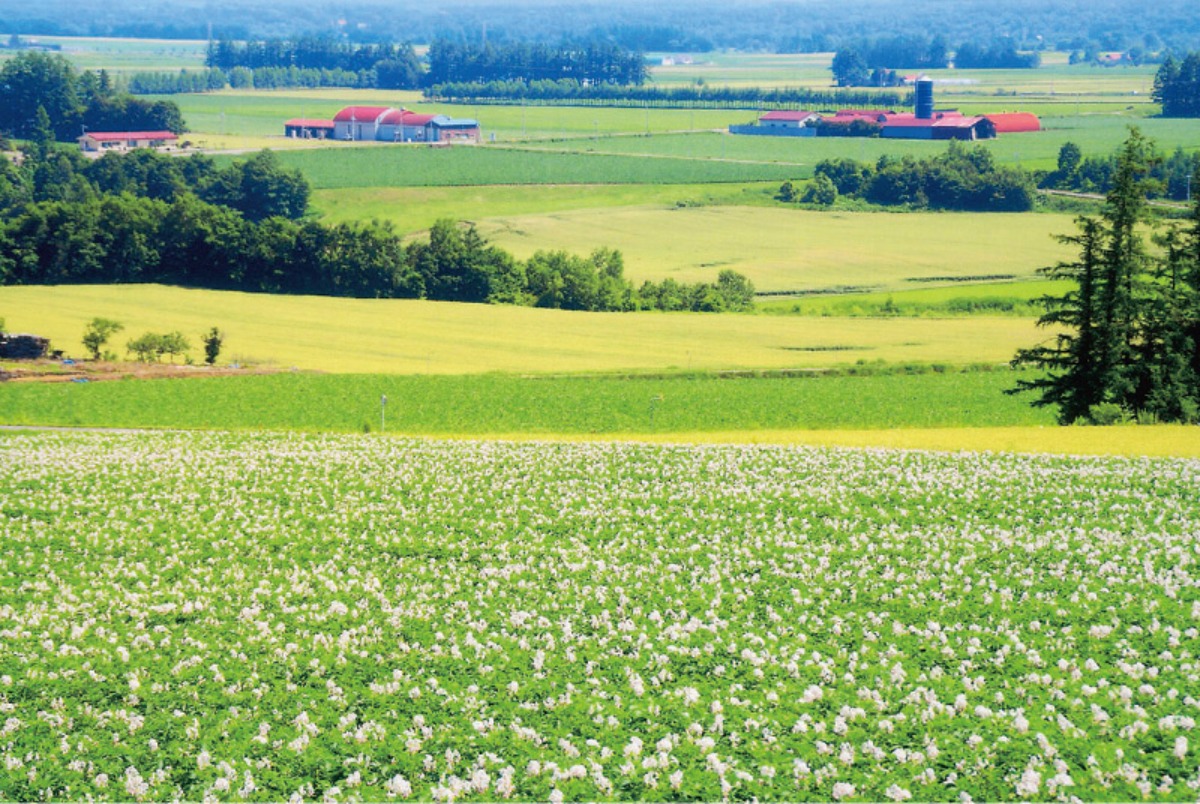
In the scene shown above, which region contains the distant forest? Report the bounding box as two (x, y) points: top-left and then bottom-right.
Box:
(3, 0), (1200, 53)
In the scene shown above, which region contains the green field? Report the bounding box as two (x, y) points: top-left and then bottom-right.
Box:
(473, 207), (1076, 292)
(264, 145), (805, 188)
(0, 35), (208, 72)
(310, 183), (781, 234)
(0, 285), (1049, 374)
(0, 369), (1053, 433)
(311, 198), (1078, 293)
(756, 279), (1076, 316)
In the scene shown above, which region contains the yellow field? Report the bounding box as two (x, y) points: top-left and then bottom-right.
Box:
(474, 206), (1077, 292)
(624, 426), (1200, 458)
(1, 284), (1045, 374)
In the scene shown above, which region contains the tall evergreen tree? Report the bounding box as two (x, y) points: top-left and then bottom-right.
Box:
(1013, 129), (1200, 423)
(1011, 218), (1107, 422)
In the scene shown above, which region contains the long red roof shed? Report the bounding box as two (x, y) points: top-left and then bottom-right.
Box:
(984, 113), (1042, 133)
(332, 106), (392, 123)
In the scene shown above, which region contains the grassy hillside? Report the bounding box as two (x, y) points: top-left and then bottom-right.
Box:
(309, 183), (780, 234)
(474, 207), (1076, 292)
(0, 285), (1047, 374)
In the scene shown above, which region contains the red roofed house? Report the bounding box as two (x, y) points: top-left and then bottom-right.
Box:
(78, 130), (178, 153)
(332, 106), (393, 141)
(285, 119), (336, 139)
(983, 112), (1041, 134)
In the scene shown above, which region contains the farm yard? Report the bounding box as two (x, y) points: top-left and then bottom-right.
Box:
(2, 430), (1199, 801)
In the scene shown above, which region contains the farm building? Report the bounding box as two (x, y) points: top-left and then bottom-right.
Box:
(78, 130), (178, 153)
(759, 111), (821, 129)
(0, 333), (50, 360)
(984, 112), (1042, 133)
(332, 106), (393, 141)
(881, 113), (997, 140)
(285, 119), (335, 139)
(327, 107), (482, 143)
(731, 79), (1036, 141)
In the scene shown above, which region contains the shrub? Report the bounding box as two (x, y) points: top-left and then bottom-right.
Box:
(82, 317), (123, 361)
(1088, 402), (1133, 426)
(203, 327), (224, 366)
(801, 175), (838, 206)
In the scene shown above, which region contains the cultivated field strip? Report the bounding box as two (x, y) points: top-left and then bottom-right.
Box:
(1, 431), (1199, 800)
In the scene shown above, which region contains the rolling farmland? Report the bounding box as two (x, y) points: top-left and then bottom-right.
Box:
(0, 285), (1054, 375)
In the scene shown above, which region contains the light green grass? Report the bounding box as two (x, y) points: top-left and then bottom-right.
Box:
(311, 183), (781, 234)
(265, 145), (804, 188)
(471, 207), (1077, 292)
(0, 284), (1047, 374)
(0, 35), (208, 72)
(0, 370), (1053, 433)
(756, 279), (1076, 316)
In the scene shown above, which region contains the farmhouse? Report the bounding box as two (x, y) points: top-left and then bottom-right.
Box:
(323, 106), (482, 143)
(728, 110), (822, 137)
(78, 130), (178, 153)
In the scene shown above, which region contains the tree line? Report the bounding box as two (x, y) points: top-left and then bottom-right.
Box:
(0, 52), (184, 141)
(426, 40), (647, 87)
(127, 66), (377, 95)
(1039, 140), (1198, 201)
(0, 145), (754, 313)
(1013, 129), (1200, 424)
(205, 37), (424, 89)
(427, 80), (908, 110)
(1152, 52), (1200, 117)
(805, 143), (1037, 211)
(831, 37), (1039, 86)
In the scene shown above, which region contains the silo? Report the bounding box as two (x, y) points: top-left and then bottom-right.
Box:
(915, 78), (935, 119)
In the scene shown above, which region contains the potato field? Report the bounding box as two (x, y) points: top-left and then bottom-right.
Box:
(1, 431), (1198, 801)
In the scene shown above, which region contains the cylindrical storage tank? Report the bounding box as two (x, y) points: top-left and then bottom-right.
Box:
(916, 79), (934, 119)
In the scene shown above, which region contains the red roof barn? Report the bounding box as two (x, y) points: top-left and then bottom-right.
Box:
(984, 113), (1042, 133)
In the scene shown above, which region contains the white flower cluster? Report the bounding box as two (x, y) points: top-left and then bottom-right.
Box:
(0, 431), (1198, 801)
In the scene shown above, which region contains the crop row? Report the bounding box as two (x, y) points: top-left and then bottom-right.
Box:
(1, 431), (1198, 801)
